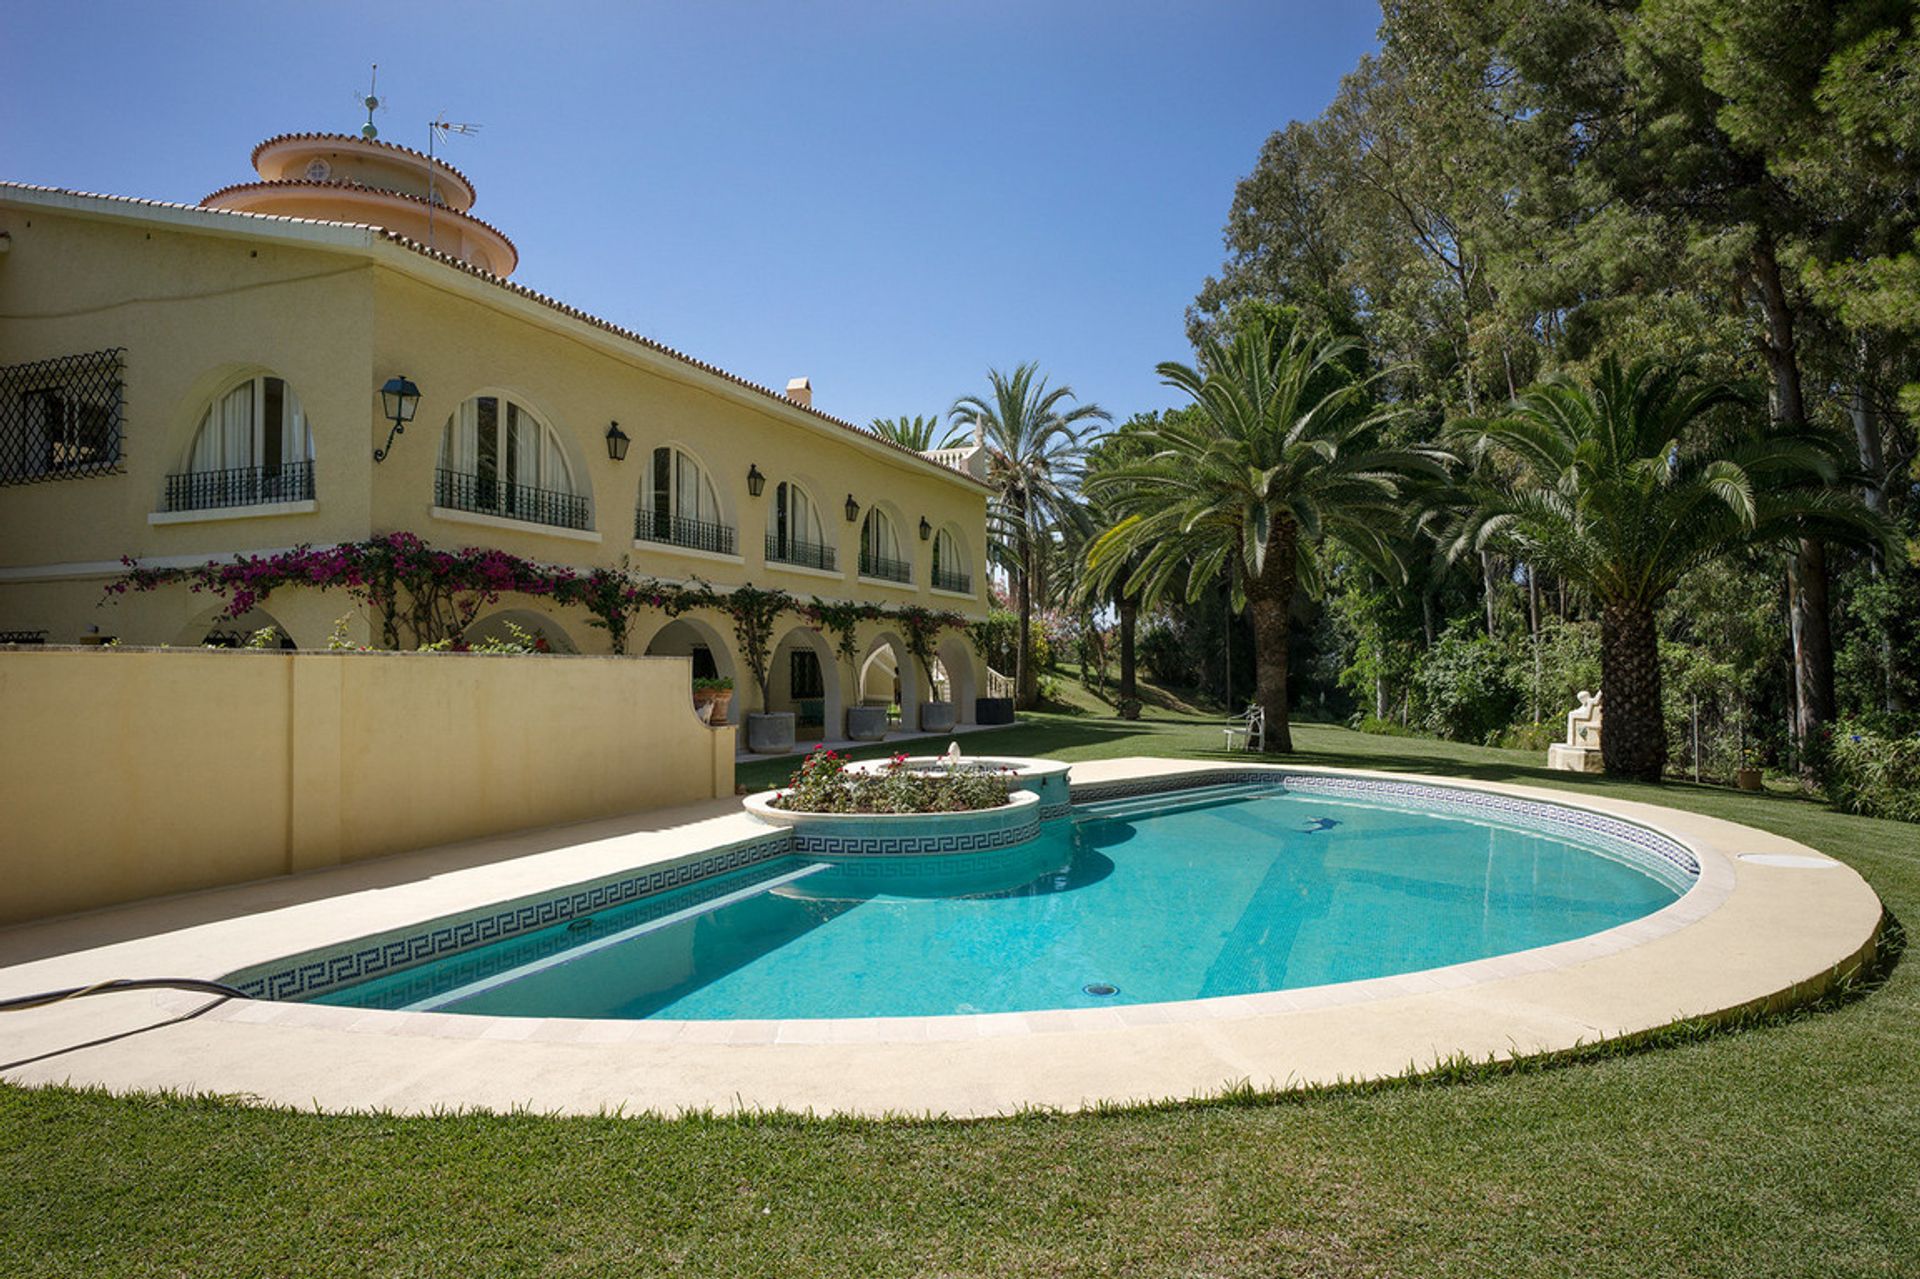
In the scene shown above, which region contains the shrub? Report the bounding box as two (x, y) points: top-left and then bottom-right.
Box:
(1028, 619), (1055, 672)
(770, 747), (1013, 814)
(1352, 715), (1415, 738)
(1496, 720), (1562, 753)
(967, 609), (1019, 672)
(1414, 621), (1521, 744)
(1811, 720), (1920, 824)
(1138, 617), (1190, 685)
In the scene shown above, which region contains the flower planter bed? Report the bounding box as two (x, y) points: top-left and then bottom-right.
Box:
(742, 788), (1041, 858)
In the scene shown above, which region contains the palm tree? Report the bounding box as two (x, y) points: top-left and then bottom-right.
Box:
(1087, 321), (1435, 752)
(1445, 357), (1892, 781)
(1079, 416), (1165, 718)
(950, 364), (1109, 708)
(869, 415), (964, 452)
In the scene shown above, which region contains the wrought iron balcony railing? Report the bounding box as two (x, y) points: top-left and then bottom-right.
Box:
(164, 460), (315, 512)
(435, 468), (592, 532)
(635, 509), (737, 556)
(859, 548), (914, 584)
(931, 565), (972, 594)
(765, 533), (837, 572)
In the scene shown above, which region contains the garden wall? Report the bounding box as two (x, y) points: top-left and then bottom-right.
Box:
(0, 647), (735, 924)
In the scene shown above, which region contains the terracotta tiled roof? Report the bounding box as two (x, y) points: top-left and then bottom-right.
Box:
(0, 181), (993, 492)
(198, 178), (518, 258)
(248, 132), (476, 201)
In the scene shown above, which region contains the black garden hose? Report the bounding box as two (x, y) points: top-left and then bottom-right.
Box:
(0, 977), (254, 1012)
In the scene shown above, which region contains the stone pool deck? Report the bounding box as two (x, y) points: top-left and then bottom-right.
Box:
(0, 758), (1886, 1118)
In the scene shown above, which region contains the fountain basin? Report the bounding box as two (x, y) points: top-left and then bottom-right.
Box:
(741, 787), (1041, 858)
(845, 755), (1072, 820)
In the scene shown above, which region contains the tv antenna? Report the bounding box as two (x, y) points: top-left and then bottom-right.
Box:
(425, 114), (482, 253)
(356, 64), (385, 140)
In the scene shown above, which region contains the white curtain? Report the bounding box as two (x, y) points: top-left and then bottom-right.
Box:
(676, 451), (713, 521)
(935, 529), (962, 576)
(442, 397), (480, 474)
(280, 384), (311, 462)
(191, 382), (253, 472)
(187, 378), (312, 473)
(864, 511), (894, 561)
(791, 485), (816, 542)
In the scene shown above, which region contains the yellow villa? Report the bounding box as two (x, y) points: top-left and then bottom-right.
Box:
(0, 129), (995, 743)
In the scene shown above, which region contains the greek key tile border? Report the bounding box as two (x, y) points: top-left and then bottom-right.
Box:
(1071, 769), (1699, 885)
(791, 810), (1042, 858)
(240, 767), (1697, 1006)
(233, 832), (795, 1002)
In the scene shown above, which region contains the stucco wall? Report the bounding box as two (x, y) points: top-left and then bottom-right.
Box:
(0, 647), (735, 924)
(0, 197), (989, 709)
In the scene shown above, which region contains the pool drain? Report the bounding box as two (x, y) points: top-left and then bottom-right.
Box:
(1082, 982), (1119, 997)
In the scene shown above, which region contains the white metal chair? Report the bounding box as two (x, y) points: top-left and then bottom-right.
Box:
(1223, 704), (1265, 752)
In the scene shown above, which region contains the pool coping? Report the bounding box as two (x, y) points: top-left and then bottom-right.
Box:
(0, 758), (1886, 1118)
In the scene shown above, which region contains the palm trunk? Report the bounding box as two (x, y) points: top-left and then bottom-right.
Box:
(1600, 599), (1665, 781)
(1247, 520), (1299, 753)
(1117, 593), (1139, 719)
(1015, 532), (1035, 710)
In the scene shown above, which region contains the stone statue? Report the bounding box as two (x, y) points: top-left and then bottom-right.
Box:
(1548, 691), (1605, 773)
(1566, 690), (1603, 749)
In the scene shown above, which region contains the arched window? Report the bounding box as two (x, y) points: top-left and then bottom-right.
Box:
(765, 480), (832, 570)
(166, 374), (314, 511)
(859, 509), (910, 583)
(637, 445), (733, 554)
(436, 394), (588, 531)
(931, 527), (970, 594)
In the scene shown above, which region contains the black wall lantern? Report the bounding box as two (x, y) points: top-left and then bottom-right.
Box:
(844, 493), (860, 523)
(919, 516), (933, 541)
(747, 463), (765, 497)
(605, 420), (631, 462)
(373, 375), (421, 463)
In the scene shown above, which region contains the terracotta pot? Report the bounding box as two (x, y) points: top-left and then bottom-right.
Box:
(691, 688), (733, 726)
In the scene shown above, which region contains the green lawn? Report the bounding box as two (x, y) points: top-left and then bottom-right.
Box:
(6, 709), (1916, 1278)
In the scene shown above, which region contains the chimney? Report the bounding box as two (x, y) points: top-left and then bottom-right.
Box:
(784, 377), (812, 409)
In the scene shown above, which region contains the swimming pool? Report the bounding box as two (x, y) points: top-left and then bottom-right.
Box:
(304, 776), (1694, 1020)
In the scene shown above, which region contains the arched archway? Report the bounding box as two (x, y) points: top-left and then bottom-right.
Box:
(640, 614), (737, 687)
(768, 625), (842, 741)
(934, 633), (979, 723)
(172, 604), (299, 649)
(462, 608), (576, 653)
(858, 630), (919, 732)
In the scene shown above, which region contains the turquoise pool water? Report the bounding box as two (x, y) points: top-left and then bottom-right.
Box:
(311, 782), (1688, 1020)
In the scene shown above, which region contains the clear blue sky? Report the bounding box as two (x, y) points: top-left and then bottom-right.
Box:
(6, 1), (1380, 429)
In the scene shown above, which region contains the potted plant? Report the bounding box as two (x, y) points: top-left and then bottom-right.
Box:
(897, 604), (956, 733)
(846, 702), (890, 741)
(718, 582), (798, 754)
(691, 676), (733, 725)
(1735, 747), (1764, 792)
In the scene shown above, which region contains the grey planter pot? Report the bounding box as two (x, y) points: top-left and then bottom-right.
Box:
(846, 705), (890, 741)
(745, 712), (796, 754)
(918, 701), (956, 733)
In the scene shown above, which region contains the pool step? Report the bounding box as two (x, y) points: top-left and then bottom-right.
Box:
(1074, 782), (1285, 824)
(396, 861), (832, 1013)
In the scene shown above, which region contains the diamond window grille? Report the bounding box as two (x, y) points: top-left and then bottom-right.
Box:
(0, 348), (125, 485)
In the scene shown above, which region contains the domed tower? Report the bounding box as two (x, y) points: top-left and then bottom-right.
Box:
(201, 131), (518, 277)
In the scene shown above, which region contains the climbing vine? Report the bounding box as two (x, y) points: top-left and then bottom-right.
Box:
(110, 535), (972, 676)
